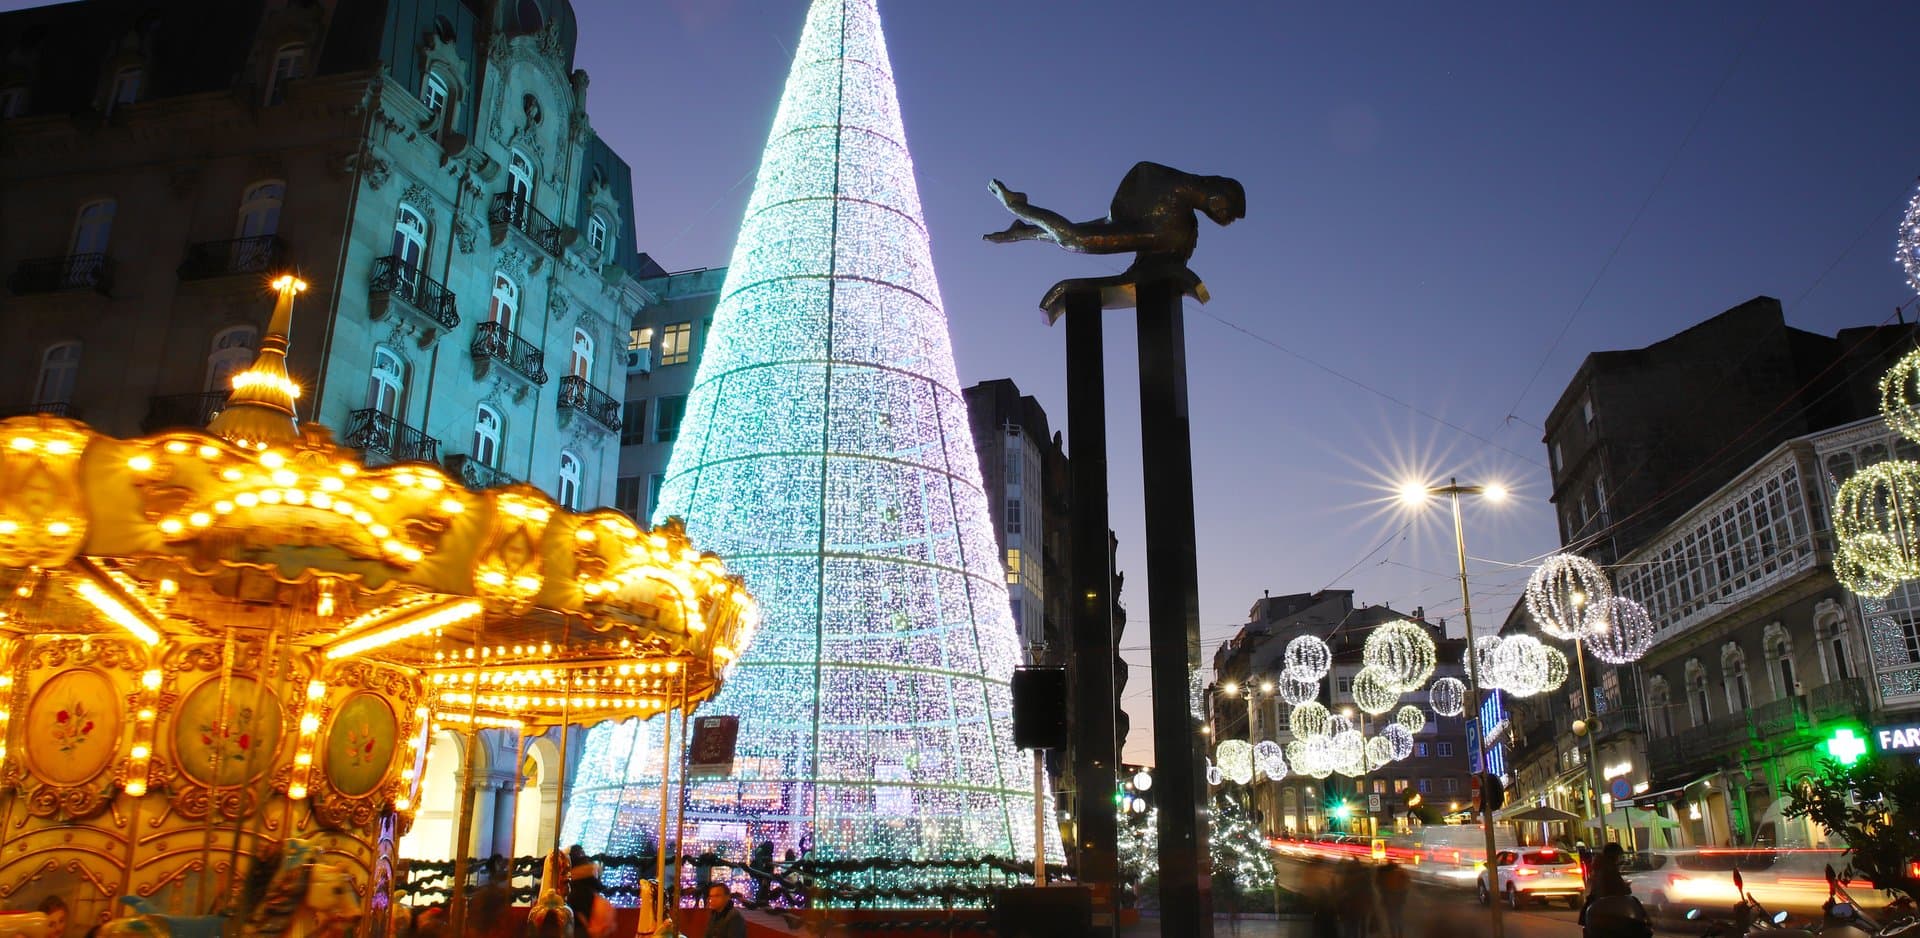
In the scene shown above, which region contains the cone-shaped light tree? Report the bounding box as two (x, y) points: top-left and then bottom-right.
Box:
(564, 0), (1054, 870)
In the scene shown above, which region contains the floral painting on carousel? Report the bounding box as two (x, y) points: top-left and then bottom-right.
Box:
(324, 692), (397, 797)
(173, 676), (284, 786)
(24, 669), (121, 786)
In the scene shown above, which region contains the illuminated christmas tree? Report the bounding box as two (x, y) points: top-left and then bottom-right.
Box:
(564, 0), (1053, 872)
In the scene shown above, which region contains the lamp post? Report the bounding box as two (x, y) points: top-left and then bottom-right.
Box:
(1342, 705), (1373, 838)
(1566, 593), (1612, 849)
(1401, 478), (1507, 938)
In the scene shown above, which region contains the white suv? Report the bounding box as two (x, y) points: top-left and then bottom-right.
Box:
(1478, 847), (1586, 909)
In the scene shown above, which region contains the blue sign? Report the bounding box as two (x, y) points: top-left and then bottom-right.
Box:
(1610, 779), (1631, 801)
(1479, 690), (1509, 779)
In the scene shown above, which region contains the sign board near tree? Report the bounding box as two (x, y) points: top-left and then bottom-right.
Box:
(689, 715), (739, 778)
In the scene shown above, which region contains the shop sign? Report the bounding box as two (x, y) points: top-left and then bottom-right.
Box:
(1874, 722), (1920, 753)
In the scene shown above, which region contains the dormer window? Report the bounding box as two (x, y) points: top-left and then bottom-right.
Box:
(266, 44), (306, 105)
(586, 214), (609, 255)
(107, 67), (142, 113)
(421, 73), (449, 119)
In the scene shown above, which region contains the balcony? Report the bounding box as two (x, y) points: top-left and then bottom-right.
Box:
(10, 254), (113, 295)
(557, 375), (621, 434)
(368, 255), (459, 342)
(471, 321), (548, 386)
(0, 401), (80, 419)
(143, 391), (228, 432)
(445, 453), (515, 491)
(343, 409), (440, 464)
(1750, 694), (1807, 739)
(1809, 677), (1869, 724)
(177, 236), (290, 281)
(488, 192), (565, 257)
(1647, 715), (1749, 779)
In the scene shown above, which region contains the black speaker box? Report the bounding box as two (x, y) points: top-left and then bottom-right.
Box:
(994, 885), (1090, 938)
(1011, 666), (1068, 750)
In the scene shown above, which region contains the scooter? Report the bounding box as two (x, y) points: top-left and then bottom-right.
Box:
(1687, 865), (1916, 938)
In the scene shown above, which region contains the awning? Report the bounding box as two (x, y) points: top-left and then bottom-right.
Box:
(1583, 807), (1681, 830)
(1505, 804), (1582, 823)
(1629, 773), (1716, 809)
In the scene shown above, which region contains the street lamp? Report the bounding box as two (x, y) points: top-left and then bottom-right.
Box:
(1400, 478), (1507, 938)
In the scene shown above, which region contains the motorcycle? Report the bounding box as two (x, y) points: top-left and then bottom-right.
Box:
(1685, 865), (1917, 938)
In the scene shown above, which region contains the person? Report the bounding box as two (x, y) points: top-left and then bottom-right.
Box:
(567, 859), (619, 938)
(1377, 860), (1411, 938)
(703, 883), (747, 938)
(750, 840), (775, 907)
(35, 897), (66, 938)
(1336, 859), (1373, 938)
(1580, 843), (1650, 938)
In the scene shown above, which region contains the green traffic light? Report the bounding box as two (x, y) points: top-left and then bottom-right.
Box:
(1331, 800), (1351, 820)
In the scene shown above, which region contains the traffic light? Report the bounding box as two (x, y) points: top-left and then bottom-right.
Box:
(1330, 800), (1351, 820)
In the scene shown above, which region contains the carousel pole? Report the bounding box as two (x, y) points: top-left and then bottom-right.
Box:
(667, 665), (691, 914)
(199, 626), (238, 912)
(552, 616), (572, 856)
(227, 619), (287, 912)
(448, 630), (487, 938)
(0, 638), (24, 861)
(652, 693), (675, 922)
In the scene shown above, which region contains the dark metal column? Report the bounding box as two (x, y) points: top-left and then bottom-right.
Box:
(1135, 277), (1213, 936)
(1063, 287), (1120, 931)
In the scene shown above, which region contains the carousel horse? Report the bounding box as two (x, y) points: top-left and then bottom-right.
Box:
(524, 850), (573, 938)
(0, 913), (55, 938)
(100, 838), (362, 938)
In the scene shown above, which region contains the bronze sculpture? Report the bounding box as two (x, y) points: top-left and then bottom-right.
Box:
(985, 162), (1245, 317)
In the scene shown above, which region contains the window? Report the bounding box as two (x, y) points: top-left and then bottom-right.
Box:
(1686, 660), (1711, 726)
(266, 44), (305, 105)
(1824, 453), (1855, 484)
(1551, 442), (1563, 473)
(422, 73), (449, 118)
(620, 399), (647, 446)
(236, 180), (285, 239)
(1417, 779), (1432, 794)
(557, 451), (580, 509)
(366, 348), (406, 417)
(654, 395), (686, 443)
(615, 476), (642, 520)
(1436, 742), (1453, 758)
(1392, 778), (1408, 793)
(1006, 548), (1020, 585)
(661, 322), (693, 365)
(488, 272), (519, 329)
(628, 326), (653, 351)
(392, 205), (428, 283)
(34, 343), (81, 408)
(647, 473), (665, 520)
(1444, 777), (1458, 794)
(1902, 618), (1920, 665)
(1415, 743), (1429, 759)
(1763, 624), (1796, 698)
(71, 200), (114, 256)
(1582, 396), (1595, 426)
(1006, 497), (1022, 534)
(570, 328), (593, 379)
(508, 150), (535, 209)
(0, 86), (26, 119)
(107, 67), (142, 112)
(1723, 643), (1751, 713)
(586, 214), (609, 254)
(473, 405), (502, 467)
(207, 326), (259, 393)
(1647, 676), (1676, 737)
(1335, 676), (1354, 695)
(515, 0), (545, 32)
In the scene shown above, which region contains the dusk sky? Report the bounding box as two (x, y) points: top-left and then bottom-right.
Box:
(573, 1), (1920, 763)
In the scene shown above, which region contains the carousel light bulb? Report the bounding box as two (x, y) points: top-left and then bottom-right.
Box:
(125, 781), (147, 797)
(129, 745), (149, 759)
(288, 784), (307, 800)
(127, 455), (153, 472)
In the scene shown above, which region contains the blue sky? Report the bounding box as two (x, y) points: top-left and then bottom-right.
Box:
(579, 2), (1920, 761)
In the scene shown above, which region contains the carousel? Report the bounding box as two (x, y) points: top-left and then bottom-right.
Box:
(0, 278), (757, 936)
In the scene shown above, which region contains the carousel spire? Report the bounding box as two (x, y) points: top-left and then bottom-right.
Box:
(206, 274), (305, 449)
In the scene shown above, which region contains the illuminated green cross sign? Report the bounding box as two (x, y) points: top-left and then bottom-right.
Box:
(1822, 728), (1870, 766)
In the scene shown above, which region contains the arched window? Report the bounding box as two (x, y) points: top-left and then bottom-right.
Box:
(424, 72), (449, 112)
(488, 272), (519, 330)
(71, 200), (115, 255)
(473, 405), (502, 468)
(265, 43), (306, 105)
(34, 342), (81, 409)
(236, 181), (285, 238)
(1815, 604), (1854, 683)
(1646, 676), (1675, 738)
(1823, 452), (1856, 484)
(569, 328), (592, 379)
(206, 326), (258, 392)
(557, 451), (580, 509)
(392, 205), (428, 287)
(1721, 642), (1750, 713)
(365, 348), (406, 417)
(586, 214), (609, 255)
(1763, 622), (1797, 699)
(515, 0), (544, 33)
(107, 66), (142, 113)
(1684, 658), (1711, 727)
(508, 150), (535, 210)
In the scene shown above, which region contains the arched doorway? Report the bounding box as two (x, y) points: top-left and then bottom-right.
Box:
(514, 735), (562, 858)
(398, 729), (474, 861)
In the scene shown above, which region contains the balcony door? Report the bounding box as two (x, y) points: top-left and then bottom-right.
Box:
(206, 326), (258, 394)
(34, 343), (81, 411)
(508, 151), (534, 216)
(392, 205), (428, 293)
(233, 181), (284, 272)
(71, 200), (114, 256)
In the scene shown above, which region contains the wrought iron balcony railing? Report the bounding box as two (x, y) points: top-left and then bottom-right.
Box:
(177, 236), (290, 281)
(1808, 677), (1869, 724)
(445, 453), (515, 491)
(488, 192), (564, 257)
(0, 401), (80, 419)
(143, 391), (229, 432)
(472, 321), (549, 385)
(557, 375), (621, 434)
(368, 255), (459, 330)
(343, 409), (441, 464)
(10, 254), (113, 295)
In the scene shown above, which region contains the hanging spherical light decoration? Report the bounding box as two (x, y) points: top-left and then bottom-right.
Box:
(1206, 760), (1224, 787)
(1285, 739), (1307, 769)
(1352, 665), (1402, 715)
(1300, 736), (1335, 779)
(1395, 704), (1427, 735)
(1284, 635), (1333, 680)
(1526, 553), (1614, 641)
(1279, 670), (1321, 706)
(1463, 635), (1503, 685)
(1381, 723), (1415, 761)
(1366, 734), (1395, 767)
(1217, 738), (1255, 786)
(1289, 700), (1330, 739)
(1898, 184), (1920, 297)
(1586, 596), (1656, 664)
(1833, 461), (1920, 591)
(1326, 713), (1355, 737)
(1254, 740), (1288, 781)
(1492, 634), (1547, 697)
(1363, 619), (1438, 692)
(1882, 346), (1920, 440)
(1430, 677), (1466, 717)
(1835, 538), (1899, 598)
(1331, 729), (1365, 765)
(1541, 644), (1570, 693)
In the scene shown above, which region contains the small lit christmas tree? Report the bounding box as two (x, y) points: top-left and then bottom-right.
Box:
(1211, 797), (1276, 913)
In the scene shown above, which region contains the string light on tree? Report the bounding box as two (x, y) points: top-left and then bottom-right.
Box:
(1362, 619), (1437, 692)
(1585, 596), (1655, 664)
(1525, 553), (1613, 641)
(1429, 677), (1466, 717)
(1351, 665), (1401, 715)
(1284, 635), (1332, 680)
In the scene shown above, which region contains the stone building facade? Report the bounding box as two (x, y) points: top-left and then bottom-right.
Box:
(615, 266), (724, 522)
(0, 0), (657, 513)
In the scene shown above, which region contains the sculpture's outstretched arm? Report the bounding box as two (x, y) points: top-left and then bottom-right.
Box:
(984, 179), (1162, 255)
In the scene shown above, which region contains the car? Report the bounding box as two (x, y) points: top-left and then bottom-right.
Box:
(1400, 824), (1517, 889)
(1478, 847), (1585, 909)
(1619, 848), (1895, 920)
